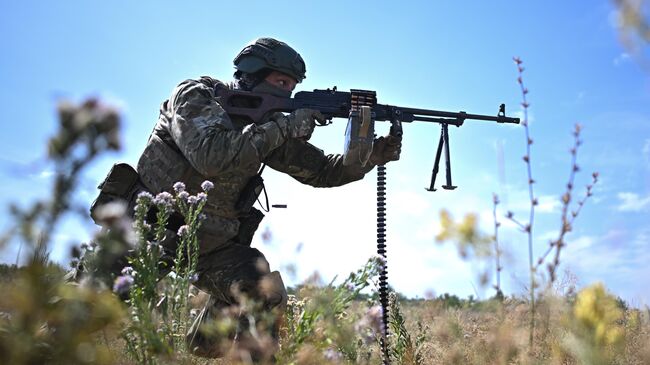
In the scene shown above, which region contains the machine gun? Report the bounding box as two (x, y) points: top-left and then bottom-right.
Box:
(215, 85), (520, 191)
(216, 84), (519, 365)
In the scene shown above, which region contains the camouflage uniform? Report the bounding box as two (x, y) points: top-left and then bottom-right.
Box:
(136, 75), (375, 355)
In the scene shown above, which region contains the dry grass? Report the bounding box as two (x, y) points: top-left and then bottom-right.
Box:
(95, 293), (648, 365)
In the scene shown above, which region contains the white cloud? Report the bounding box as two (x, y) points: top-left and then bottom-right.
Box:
(504, 190), (562, 216)
(38, 169), (55, 179)
(26, 168), (54, 180)
(616, 192), (650, 212)
(537, 195), (561, 213)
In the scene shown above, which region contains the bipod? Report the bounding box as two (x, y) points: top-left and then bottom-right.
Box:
(426, 123), (457, 191)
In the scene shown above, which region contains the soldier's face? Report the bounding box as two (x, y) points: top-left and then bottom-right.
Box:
(264, 71), (298, 92)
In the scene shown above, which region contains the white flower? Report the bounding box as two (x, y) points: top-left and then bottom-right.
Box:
(197, 192), (207, 203)
(177, 225), (190, 237)
(136, 191), (153, 204)
(173, 182), (186, 193)
(154, 191), (174, 211)
(201, 180), (214, 192)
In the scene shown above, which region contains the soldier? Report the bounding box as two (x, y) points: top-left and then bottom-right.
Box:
(135, 37), (401, 360)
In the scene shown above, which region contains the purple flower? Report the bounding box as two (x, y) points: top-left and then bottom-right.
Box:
(113, 275), (134, 295)
(121, 266), (134, 276)
(173, 182), (186, 193)
(177, 225), (190, 237)
(197, 192), (207, 203)
(136, 191), (153, 205)
(355, 305), (384, 344)
(187, 196), (198, 205)
(201, 180), (214, 192)
(189, 273), (199, 283)
(178, 191), (189, 201)
(154, 191), (174, 206)
(323, 348), (343, 361)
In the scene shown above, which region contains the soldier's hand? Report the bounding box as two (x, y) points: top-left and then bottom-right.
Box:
(285, 108), (325, 141)
(370, 135), (402, 165)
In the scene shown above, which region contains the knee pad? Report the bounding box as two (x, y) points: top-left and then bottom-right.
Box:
(258, 271), (287, 310)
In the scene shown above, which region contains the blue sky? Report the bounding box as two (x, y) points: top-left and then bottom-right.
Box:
(1, 1), (648, 304)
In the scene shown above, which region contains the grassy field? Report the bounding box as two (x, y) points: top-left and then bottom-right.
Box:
(2, 263), (647, 365)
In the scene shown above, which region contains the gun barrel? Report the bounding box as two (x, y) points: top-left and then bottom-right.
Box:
(376, 105), (520, 125)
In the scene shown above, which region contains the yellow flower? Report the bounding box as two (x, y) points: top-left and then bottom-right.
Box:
(435, 209), (453, 242)
(573, 283), (624, 346)
(435, 210), (491, 258)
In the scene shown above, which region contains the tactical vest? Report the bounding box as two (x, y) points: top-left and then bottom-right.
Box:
(137, 77), (262, 252)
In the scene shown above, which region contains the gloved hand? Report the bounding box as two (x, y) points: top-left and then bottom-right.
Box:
(370, 135), (402, 165)
(273, 109), (325, 141)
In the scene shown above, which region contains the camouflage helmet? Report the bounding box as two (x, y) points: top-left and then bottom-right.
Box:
(234, 38), (306, 82)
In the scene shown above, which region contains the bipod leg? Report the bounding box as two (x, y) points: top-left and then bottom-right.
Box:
(441, 124), (457, 190)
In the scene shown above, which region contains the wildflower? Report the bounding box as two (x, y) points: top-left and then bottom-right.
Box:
(374, 255), (386, 267)
(177, 225), (190, 237)
(187, 195), (198, 205)
(355, 305), (384, 344)
(364, 305), (384, 334)
(197, 192), (207, 203)
(323, 348), (343, 362)
(178, 191), (189, 201)
(113, 275), (134, 295)
(154, 191), (174, 208)
(189, 273), (199, 283)
(121, 266), (135, 276)
(574, 282), (624, 346)
(173, 181), (186, 193)
(201, 180), (214, 192)
(136, 191), (153, 205)
(198, 213), (207, 221)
